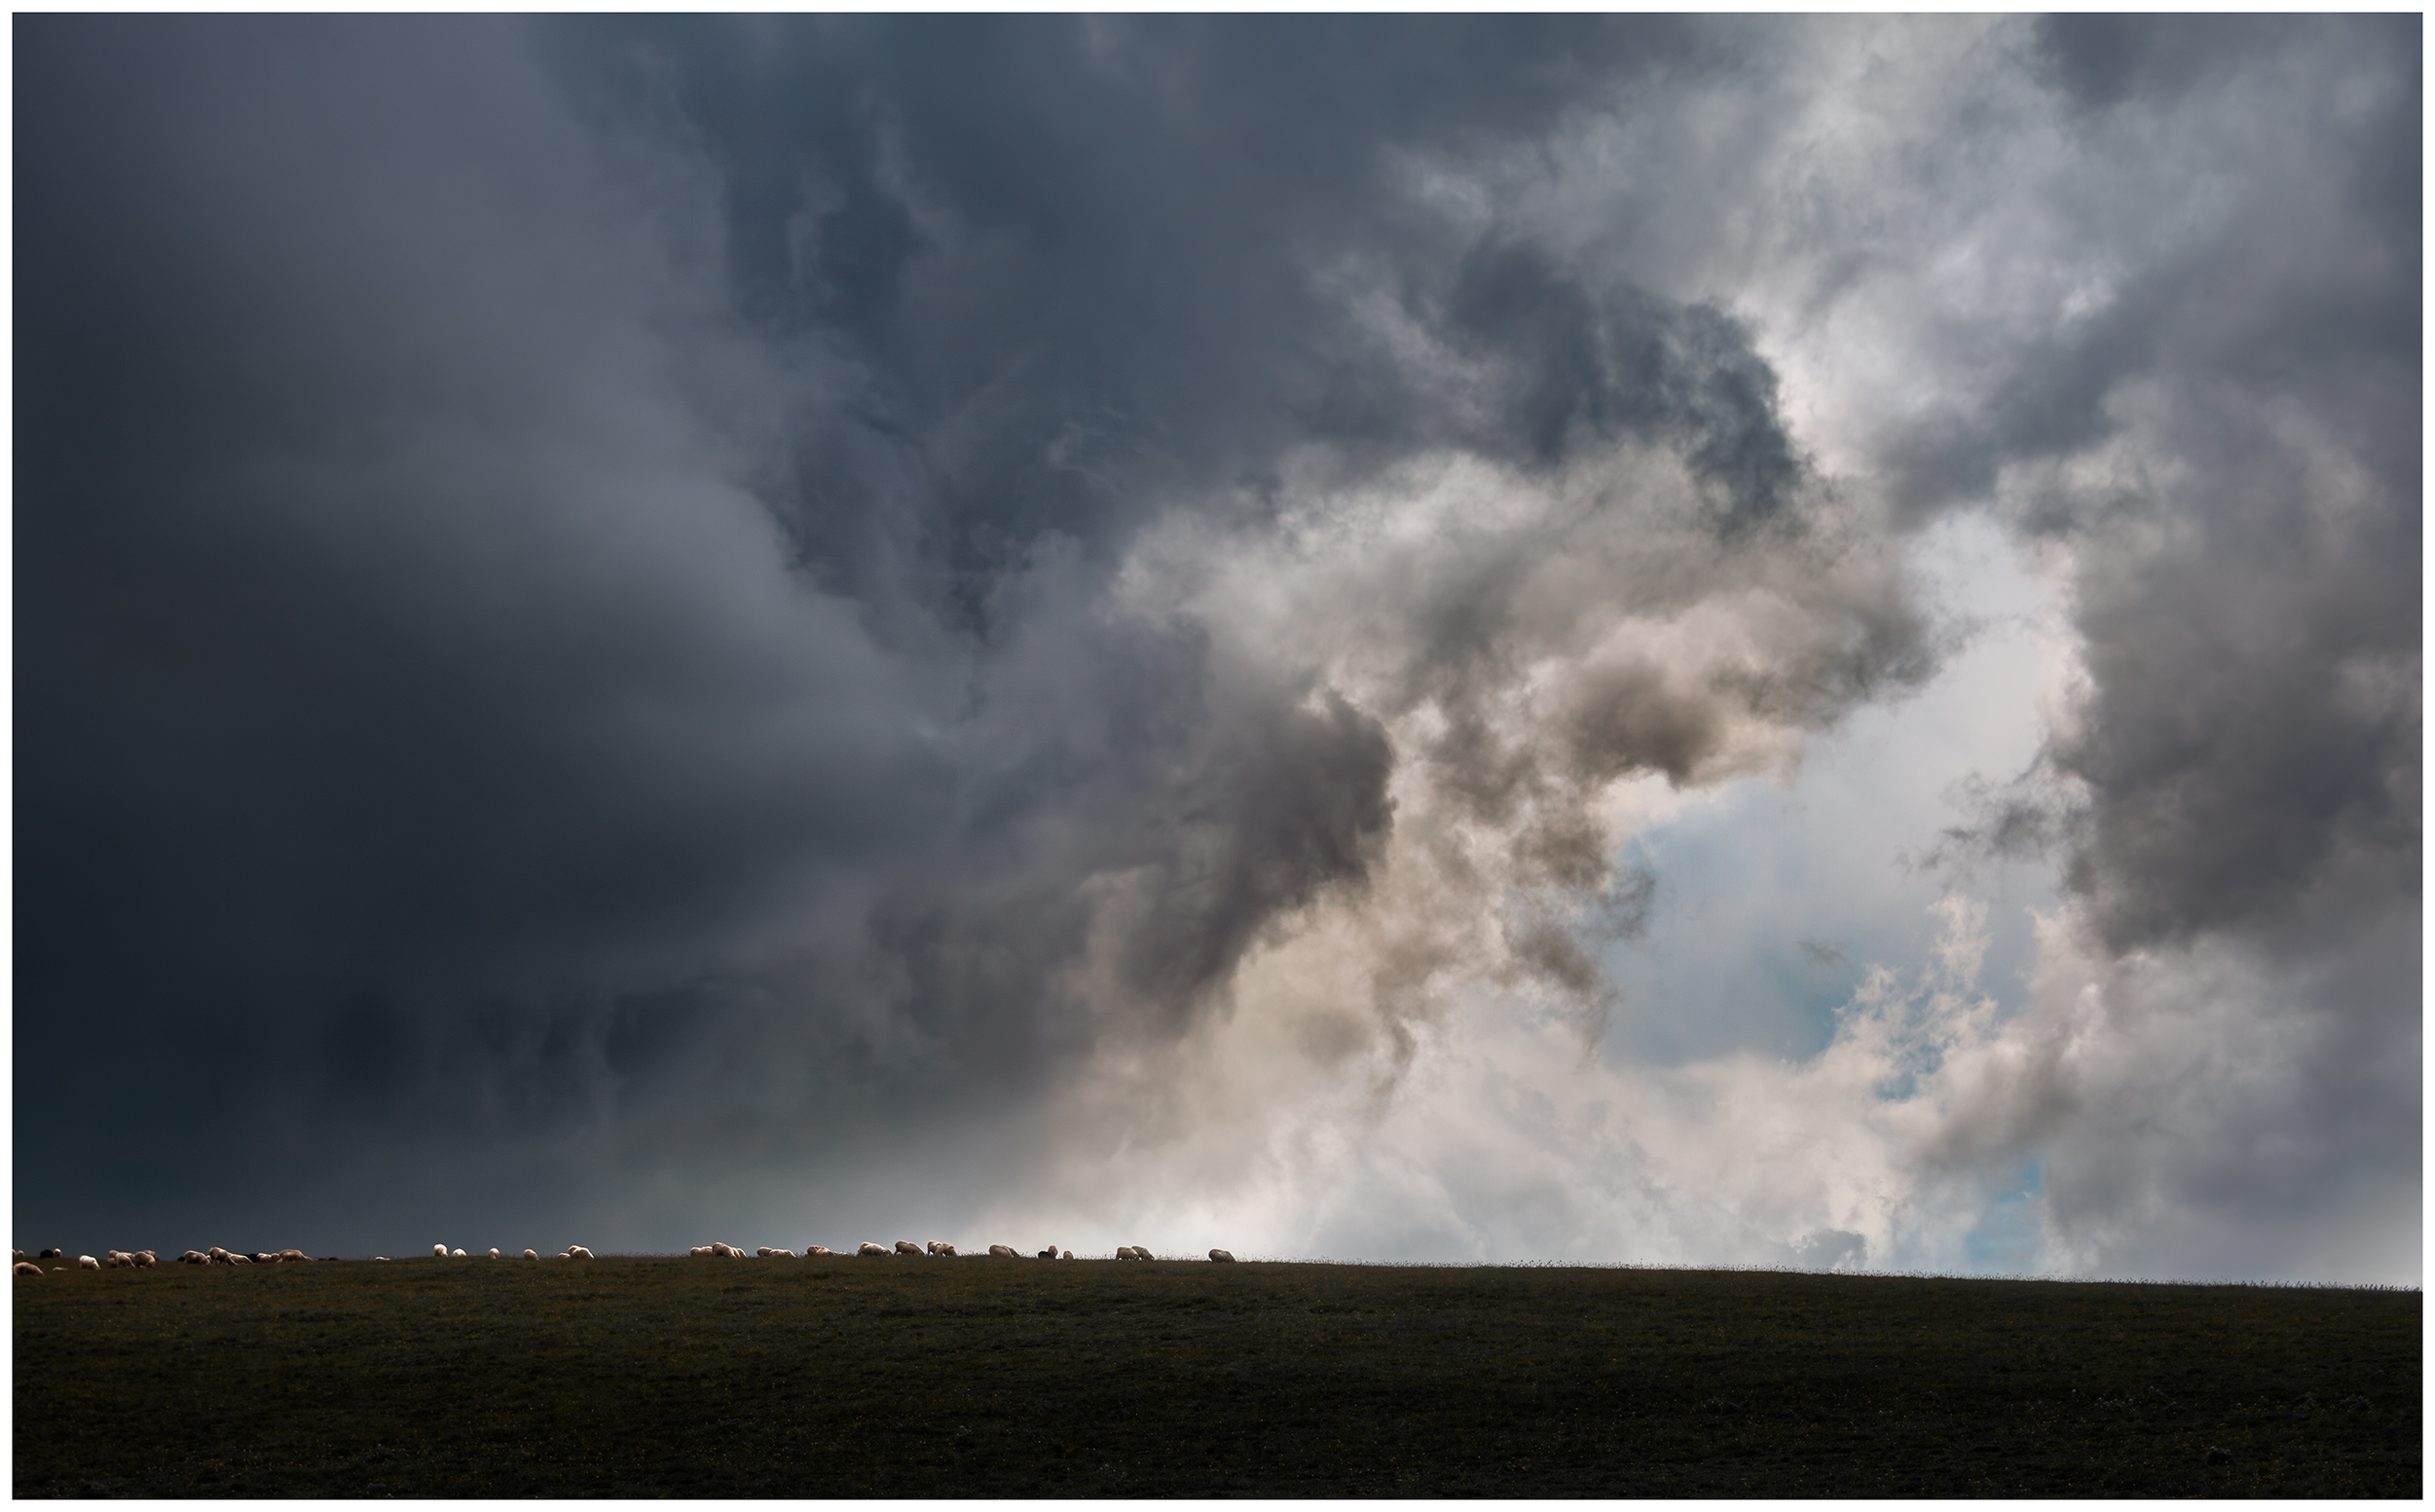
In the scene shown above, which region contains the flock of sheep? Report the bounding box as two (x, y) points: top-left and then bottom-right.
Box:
(14, 1246), (327, 1274)
(16, 1241), (1239, 1272)
(683, 1239), (1237, 1262)
(14, 1247), (156, 1274)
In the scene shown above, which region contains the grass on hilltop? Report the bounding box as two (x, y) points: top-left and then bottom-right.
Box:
(13, 1254), (2420, 1497)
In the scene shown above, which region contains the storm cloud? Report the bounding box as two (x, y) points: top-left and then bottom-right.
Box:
(15, 17), (2416, 1281)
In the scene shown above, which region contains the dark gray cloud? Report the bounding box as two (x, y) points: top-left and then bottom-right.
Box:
(1835, 15), (2417, 1279)
(13, 16), (1845, 1248)
(13, 17), (2415, 1278)
(1440, 240), (1808, 530)
(1891, 15), (2418, 959)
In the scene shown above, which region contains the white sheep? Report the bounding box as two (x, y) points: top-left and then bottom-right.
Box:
(433, 1244), (448, 1258)
(523, 1249), (538, 1260)
(566, 1245), (594, 1260)
(78, 1255), (102, 1270)
(893, 1239), (923, 1257)
(451, 1248), (466, 1258)
(806, 1246), (835, 1256)
(488, 1248), (500, 1259)
(756, 1246), (793, 1258)
(1208, 1249), (1236, 1263)
(14, 1262), (41, 1277)
(857, 1241), (889, 1257)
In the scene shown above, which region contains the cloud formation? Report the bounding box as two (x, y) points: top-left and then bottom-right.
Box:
(15, 17), (2416, 1281)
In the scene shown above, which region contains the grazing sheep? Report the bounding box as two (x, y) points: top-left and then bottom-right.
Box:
(488, 1248), (499, 1260)
(451, 1248), (466, 1259)
(434, 1244), (448, 1258)
(857, 1242), (889, 1257)
(14, 1262), (41, 1277)
(523, 1250), (539, 1260)
(568, 1246), (594, 1259)
(894, 1240), (923, 1257)
(988, 1244), (1016, 1258)
(39, 1248), (62, 1260)
(276, 1250), (307, 1264)
(78, 1255), (101, 1270)
(179, 1251), (207, 1265)
(690, 1246), (714, 1258)
(756, 1246), (793, 1258)
(926, 1241), (957, 1257)
(1062, 1250), (1074, 1260)
(103, 1251), (132, 1269)
(229, 1254), (253, 1266)
(1208, 1249), (1236, 1263)
(135, 1251), (159, 1268)
(1037, 1248), (1056, 1260)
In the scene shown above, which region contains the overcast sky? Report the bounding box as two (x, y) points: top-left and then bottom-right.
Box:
(17, 16), (2418, 1281)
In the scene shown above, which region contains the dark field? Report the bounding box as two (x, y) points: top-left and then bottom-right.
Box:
(13, 1255), (2418, 1498)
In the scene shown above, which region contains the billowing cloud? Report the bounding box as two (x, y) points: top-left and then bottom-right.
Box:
(15, 17), (2415, 1282)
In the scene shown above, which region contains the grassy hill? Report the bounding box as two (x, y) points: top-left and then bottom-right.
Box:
(13, 1254), (2418, 1497)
